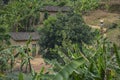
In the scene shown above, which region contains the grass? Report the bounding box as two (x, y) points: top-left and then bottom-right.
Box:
(106, 28), (120, 46)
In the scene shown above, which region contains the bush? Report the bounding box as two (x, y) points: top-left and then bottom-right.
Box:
(31, 36), (120, 80)
(38, 11), (97, 59)
(109, 23), (118, 29)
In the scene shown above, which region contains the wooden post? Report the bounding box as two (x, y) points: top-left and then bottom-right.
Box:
(100, 19), (104, 34)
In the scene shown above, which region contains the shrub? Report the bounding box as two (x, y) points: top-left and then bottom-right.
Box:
(38, 11), (97, 59)
(109, 23), (118, 29)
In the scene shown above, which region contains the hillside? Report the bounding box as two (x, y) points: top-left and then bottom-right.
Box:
(83, 9), (120, 46)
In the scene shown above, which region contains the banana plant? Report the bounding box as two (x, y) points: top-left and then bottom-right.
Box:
(12, 35), (120, 80)
(46, 36), (120, 80)
(52, 58), (85, 80)
(15, 36), (33, 73)
(0, 0), (42, 31)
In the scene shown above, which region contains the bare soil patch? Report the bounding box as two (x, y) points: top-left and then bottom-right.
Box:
(83, 9), (120, 27)
(83, 9), (120, 47)
(14, 56), (51, 73)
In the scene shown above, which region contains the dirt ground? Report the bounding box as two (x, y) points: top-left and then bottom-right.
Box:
(83, 9), (120, 46)
(14, 56), (51, 73)
(83, 9), (120, 35)
(30, 56), (51, 72)
(83, 9), (120, 26)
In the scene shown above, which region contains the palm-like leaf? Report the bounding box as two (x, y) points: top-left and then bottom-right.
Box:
(53, 58), (85, 80)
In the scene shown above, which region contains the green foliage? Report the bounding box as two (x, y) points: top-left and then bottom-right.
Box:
(0, 0), (3, 7)
(39, 11), (96, 59)
(109, 23), (118, 29)
(2, 36), (120, 80)
(0, 0), (120, 80)
(0, 24), (11, 72)
(114, 44), (120, 68)
(1, 72), (32, 80)
(0, 0), (42, 32)
(39, 0), (99, 14)
(0, 45), (33, 73)
(30, 57), (85, 80)
(15, 37), (33, 73)
(40, 0), (68, 6)
(0, 25), (10, 50)
(31, 67), (45, 80)
(70, 0), (99, 13)
(43, 12), (49, 20)
(43, 36), (120, 80)
(0, 35), (33, 79)
(53, 58), (85, 80)
(0, 0), (100, 32)
(19, 72), (24, 80)
(0, 41), (33, 79)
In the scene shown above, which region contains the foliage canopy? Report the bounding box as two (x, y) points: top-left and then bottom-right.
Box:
(39, 11), (97, 59)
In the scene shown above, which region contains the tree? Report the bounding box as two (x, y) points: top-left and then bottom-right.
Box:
(0, 0), (42, 32)
(39, 11), (97, 59)
(73, 0), (99, 13)
(0, 0), (41, 73)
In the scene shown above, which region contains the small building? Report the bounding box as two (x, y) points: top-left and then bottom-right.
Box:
(10, 32), (40, 57)
(9, 6), (71, 56)
(40, 6), (71, 23)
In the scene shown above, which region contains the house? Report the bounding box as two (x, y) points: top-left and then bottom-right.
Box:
(10, 32), (40, 57)
(39, 6), (71, 23)
(9, 6), (70, 57)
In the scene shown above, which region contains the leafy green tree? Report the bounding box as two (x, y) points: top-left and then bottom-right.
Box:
(0, 0), (42, 32)
(73, 0), (99, 13)
(39, 11), (97, 59)
(0, 0), (42, 72)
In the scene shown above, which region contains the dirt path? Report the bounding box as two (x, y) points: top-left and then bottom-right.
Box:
(89, 24), (107, 31)
(83, 10), (120, 26)
(89, 25), (101, 29)
(89, 25), (107, 37)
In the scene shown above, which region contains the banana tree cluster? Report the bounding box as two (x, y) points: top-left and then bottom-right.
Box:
(34, 36), (120, 80)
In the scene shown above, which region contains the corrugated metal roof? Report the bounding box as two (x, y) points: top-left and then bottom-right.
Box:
(10, 32), (39, 41)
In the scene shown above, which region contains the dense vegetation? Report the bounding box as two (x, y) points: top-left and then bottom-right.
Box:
(0, 0), (120, 80)
(0, 0), (42, 32)
(39, 11), (98, 60)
